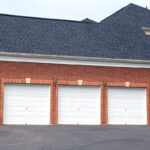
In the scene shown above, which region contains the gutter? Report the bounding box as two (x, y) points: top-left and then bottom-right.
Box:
(0, 52), (150, 64)
(0, 52), (150, 68)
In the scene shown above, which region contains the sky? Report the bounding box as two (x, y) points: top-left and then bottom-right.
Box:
(0, 0), (150, 22)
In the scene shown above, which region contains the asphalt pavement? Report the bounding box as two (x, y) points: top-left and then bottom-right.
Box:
(0, 125), (149, 150)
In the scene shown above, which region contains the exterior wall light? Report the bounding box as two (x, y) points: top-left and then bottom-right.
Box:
(53, 77), (57, 84)
(103, 79), (107, 86)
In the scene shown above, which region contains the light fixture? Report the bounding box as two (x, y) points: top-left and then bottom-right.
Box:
(53, 77), (57, 84)
(103, 79), (107, 86)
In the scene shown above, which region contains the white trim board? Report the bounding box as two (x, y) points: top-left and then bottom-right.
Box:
(145, 32), (150, 35)
(141, 27), (150, 35)
(0, 52), (150, 68)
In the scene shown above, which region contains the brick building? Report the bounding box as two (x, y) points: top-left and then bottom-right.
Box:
(0, 3), (150, 125)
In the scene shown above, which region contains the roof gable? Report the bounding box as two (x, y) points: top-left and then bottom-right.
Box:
(100, 3), (150, 26)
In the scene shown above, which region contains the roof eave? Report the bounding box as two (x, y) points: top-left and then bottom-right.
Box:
(0, 51), (150, 64)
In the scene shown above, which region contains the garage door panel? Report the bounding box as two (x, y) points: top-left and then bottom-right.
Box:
(4, 96), (16, 101)
(60, 111), (77, 116)
(4, 84), (50, 125)
(15, 107), (26, 112)
(28, 102), (49, 107)
(59, 117), (78, 124)
(126, 118), (146, 125)
(36, 101), (50, 106)
(27, 107), (50, 112)
(59, 109), (77, 114)
(78, 98), (98, 103)
(27, 110), (49, 115)
(58, 85), (100, 125)
(37, 106), (50, 110)
(79, 108), (99, 114)
(109, 108), (125, 113)
(60, 107), (77, 112)
(109, 99), (126, 107)
(6, 106), (25, 111)
(108, 113), (125, 124)
(5, 96), (26, 102)
(79, 89), (98, 97)
(60, 98), (77, 103)
(79, 111), (98, 115)
(109, 120), (125, 125)
(59, 87), (77, 96)
(27, 117), (50, 125)
(58, 86), (78, 125)
(108, 87), (147, 125)
(12, 118), (25, 124)
(79, 106), (98, 111)
(79, 114), (98, 117)
(59, 104), (77, 110)
(78, 117), (100, 125)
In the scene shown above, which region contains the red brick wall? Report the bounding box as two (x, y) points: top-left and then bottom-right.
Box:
(0, 61), (150, 125)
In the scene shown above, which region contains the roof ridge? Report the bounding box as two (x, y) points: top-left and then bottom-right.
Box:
(100, 3), (150, 24)
(100, 5), (127, 23)
(82, 18), (97, 23)
(0, 13), (96, 24)
(127, 3), (150, 10)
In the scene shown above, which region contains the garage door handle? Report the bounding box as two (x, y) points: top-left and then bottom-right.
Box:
(77, 108), (80, 111)
(26, 107), (28, 111)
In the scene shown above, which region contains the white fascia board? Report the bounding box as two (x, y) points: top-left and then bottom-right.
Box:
(0, 52), (150, 68)
(141, 27), (150, 31)
(144, 31), (150, 35)
(141, 27), (150, 35)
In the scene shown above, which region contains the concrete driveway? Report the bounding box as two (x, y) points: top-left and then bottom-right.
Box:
(0, 125), (150, 150)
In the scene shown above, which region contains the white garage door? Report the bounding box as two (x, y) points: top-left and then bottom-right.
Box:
(58, 85), (100, 125)
(4, 84), (50, 125)
(108, 87), (147, 125)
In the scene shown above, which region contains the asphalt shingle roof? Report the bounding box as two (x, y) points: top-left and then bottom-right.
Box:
(0, 3), (150, 60)
(82, 18), (97, 23)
